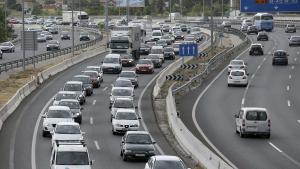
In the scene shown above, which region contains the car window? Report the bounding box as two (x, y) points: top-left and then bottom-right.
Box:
(231, 71), (244, 76)
(274, 51), (287, 57)
(114, 80), (132, 87)
(153, 160), (185, 169)
(112, 89), (132, 96)
(164, 48), (174, 52)
(230, 61), (243, 65)
(138, 60), (152, 64)
(125, 134), (152, 144)
(113, 100), (134, 108)
(56, 152), (89, 165)
(83, 71), (98, 78)
(151, 49), (163, 54)
(291, 36), (300, 41)
(55, 125), (81, 134)
(56, 93), (77, 101)
(103, 57), (119, 63)
(120, 72), (135, 78)
(64, 84), (82, 91)
(152, 32), (162, 36)
(115, 112), (137, 120)
(47, 110), (71, 118)
(73, 76), (90, 84)
(246, 111), (267, 121)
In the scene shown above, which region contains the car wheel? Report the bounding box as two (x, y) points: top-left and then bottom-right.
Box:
(42, 130), (47, 137)
(112, 129), (116, 135)
(265, 133), (271, 139)
(240, 129), (245, 138)
(228, 84), (231, 87)
(122, 154), (128, 161)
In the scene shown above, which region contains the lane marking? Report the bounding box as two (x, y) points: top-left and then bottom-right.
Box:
(295, 58), (298, 62)
(291, 66), (295, 70)
(90, 117), (94, 125)
(289, 74), (292, 79)
(92, 100), (96, 105)
(251, 74), (255, 79)
(287, 100), (291, 107)
(297, 120), (300, 124)
(263, 57), (266, 61)
(269, 142), (282, 153)
(241, 98), (245, 106)
(297, 51), (299, 55)
(94, 140), (100, 150)
(287, 85), (290, 91)
(102, 87), (108, 91)
(257, 65), (261, 70)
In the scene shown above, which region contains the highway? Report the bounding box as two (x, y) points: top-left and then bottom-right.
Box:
(1, 24), (97, 63)
(177, 27), (300, 169)
(0, 35), (209, 169)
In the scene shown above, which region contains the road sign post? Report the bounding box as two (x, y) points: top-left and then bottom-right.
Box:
(179, 43), (199, 79)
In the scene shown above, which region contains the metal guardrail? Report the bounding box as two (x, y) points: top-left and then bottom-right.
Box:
(0, 27), (102, 74)
(172, 27), (251, 96)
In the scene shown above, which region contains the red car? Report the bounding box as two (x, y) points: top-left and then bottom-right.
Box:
(135, 59), (154, 74)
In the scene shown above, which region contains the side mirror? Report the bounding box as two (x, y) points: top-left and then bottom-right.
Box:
(41, 114), (46, 118)
(81, 131), (86, 135)
(101, 61), (103, 63)
(288, 38), (290, 40)
(234, 114), (239, 118)
(90, 160), (95, 165)
(135, 106), (138, 109)
(53, 97), (56, 100)
(138, 117), (141, 120)
(106, 43), (109, 48)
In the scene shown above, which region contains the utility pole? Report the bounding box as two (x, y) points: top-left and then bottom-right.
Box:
(203, 0), (205, 18)
(221, 0), (224, 20)
(22, 0), (25, 70)
(180, 0), (182, 17)
(169, 0), (171, 21)
(210, 0), (213, 50)
(105, 0), (108, 51)
(79, 0), (81, 26)
(4, 0), (7, 40)
(72, 0), (75, 58)
(126, 0), (129, 25)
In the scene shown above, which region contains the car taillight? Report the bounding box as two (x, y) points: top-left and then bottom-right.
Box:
(268, 120), (271, 127)
(229, 76), (232, 79)
(240, 66), (244, 69)
(229, 66), (232, 68)
(242, 120), (245, 127)
(242, 76), (247, 79)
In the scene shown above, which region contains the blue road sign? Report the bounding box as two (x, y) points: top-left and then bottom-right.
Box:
(240, 0), (300, 13)
(179, 43), (198, 57)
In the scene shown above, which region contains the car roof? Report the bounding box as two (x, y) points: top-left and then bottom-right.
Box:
(57, 91), (77, 94)
(126, 131), (149, 135)
(153, 155), (181, 161)
(112, 87), (133, 91)
(116, 77), (132, 82)
(56, 145), (87, 152)
(65, 81), (83, 85)
(114, 97), (133, 101)
(121, 70), (135, 74)
(82, 70), (98, 73)
(251, 43), (262, 46)
(57, 121), (80, 126)
(74, 75), (90, 78)
(116, 109), (136, 113)
(59, 99), (79, 103)
(86, 66), (100, 69)
(230, 69), (246, 73)
(242, 107), (268, 112)
(274, 49), (286, 52)
(152, 46), (163, 49)
(48, 105), (70, 111)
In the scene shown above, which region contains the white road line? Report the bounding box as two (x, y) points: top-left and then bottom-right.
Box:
(289, 74), (292, 79)
(257, 65), (261, 70)
(269, 142), (283, 153)
(295, 58), (298, 61)
(251, 74), (255, 79)
(297, 52), (300, 55)
(110, 84), (114, 87)
(90, 117), (94, 125)
(32, 95), (56, 169)
(297, 120), (300, 124)
(92, 100), (96, 105)
(241, 98), (245, 106)
(94, 140), (100, 150)
(263, 57), (266, 61)
(287, 85), (290, 91)
(287, 100), (291, 107)
(268, 51), (271, 55)
(292, 66), (295, 70)
(102, 87), (108, 91)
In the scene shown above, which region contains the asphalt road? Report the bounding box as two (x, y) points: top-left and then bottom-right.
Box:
(1, 24), (97, 63)
(0, 35), (209, 169)
(178, 27), (300, 169)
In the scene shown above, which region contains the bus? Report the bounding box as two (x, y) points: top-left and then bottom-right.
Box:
(253, 13), (274, 32)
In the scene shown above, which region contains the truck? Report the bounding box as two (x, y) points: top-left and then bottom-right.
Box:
(108, 26), (141, 60)
(62, 11), (89, 26)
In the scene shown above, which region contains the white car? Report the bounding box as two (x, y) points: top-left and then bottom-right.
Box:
(51, 122), (85, 148)
(150, 46), (164, 63)
(151, 30), (162, 41)
(42, 106), (74, 137)
(228, 60), (247, 74)
(109, 87), (134, 108)
(145, 155), (191, 169)
(112, 109), (140, 134)
(228, 69), (248, 87)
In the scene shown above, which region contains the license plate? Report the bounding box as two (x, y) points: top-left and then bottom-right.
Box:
(234, 81), (240, 83)
(135, 154), (145, 157)
(247, 126), (257, 131)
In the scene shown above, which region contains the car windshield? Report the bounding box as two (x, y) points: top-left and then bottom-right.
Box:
(80, 32), (89, 36)
(153, 32), (162, 36)
(291, 36), (300, 41)
(47, 110), (71, 118)
(274, 51), (287, 57)
(261, 15), (273, 20)
(59, 101), (80, 109)
(192, 27), (200, 32)
(73, 76), (90, 84)
(120, 72), (135, 78)
(1, 42), (11, 46)
(116, 112), (137, 120)
(126, 134), (152, 144)
(114, 80), (132, 87)
(56, 152), (89, 165)
(138, 60), (152, 64)
(110, 42), (129, 49)
(113, 100), (134, 108)
(246, 111), (267, 121)
(154, 160), (185, 169)
(55, 125), (81, 134)
(151, 49), (163, 54)
(231, 71), (244, 76)
(164, 48), (174, 52)
(252, 45), (261, 49)
(287, 24), (295, 27)
(56, 93), (77, 101)
(61, 31), (69, 35)
(103, 57), (119, 63)
(112, 89), (132, 96)
(64, 84), (82, 91)
(230, 61), (243, 65)
(83, 72), (98, 78)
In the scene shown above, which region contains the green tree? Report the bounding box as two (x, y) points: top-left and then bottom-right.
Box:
(0, 8), (13, 42)
(31, 2), (42, 15)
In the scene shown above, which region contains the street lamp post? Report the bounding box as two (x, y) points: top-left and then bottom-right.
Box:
(22, 0), (25, 70)
(210, 0), (213, 50)
(126, 0), (129, 25)
(222, 0), (224, 20)
(72, 0), (75, 58)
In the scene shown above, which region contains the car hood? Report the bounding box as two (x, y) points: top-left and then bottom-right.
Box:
(52, 165), (91, 169)
(70, 109), (80, 114)
(102, 63), (120, 68)
(137, 64), (151, 67)
(125, 143), (155, 151)
(111, 108), (135, 116)
(53, 133), (83, 141)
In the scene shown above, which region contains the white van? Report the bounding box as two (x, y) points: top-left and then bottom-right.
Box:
(151, 30), (162, 41)
(235, 107), (270, 138)
(150, 46), (164, 63)
(102, 53), (122, 74)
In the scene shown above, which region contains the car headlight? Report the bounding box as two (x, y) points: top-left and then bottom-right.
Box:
(148, 150), (155, 153)
(115, 123), (122, 127)
(132, 124), (139, 127)
(125, 149), (132, 153)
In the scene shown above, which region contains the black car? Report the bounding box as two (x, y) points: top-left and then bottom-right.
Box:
(174, 32), (184, 40)
(61, 31), (70, 40)
(139, 43), (151, 55)
(120, 131), (156, 161)
(121, 54), (135, 67)
(180, 24), (188, 32)
(249, 44), (264, 56)
(72, 75), (93, 96)
(147, 54), (162, 68)
(257, 32), (268, 41)
(247, 26), (258, 35)
(163, 47), (175, 60)
(80, 32), (90, 41)
(272, 50), (289, 65)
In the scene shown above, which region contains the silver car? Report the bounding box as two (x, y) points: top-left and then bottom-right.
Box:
(118, 71), (138, 88)
(289, 36), (300, 46)
(0, 42), (15, 53)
